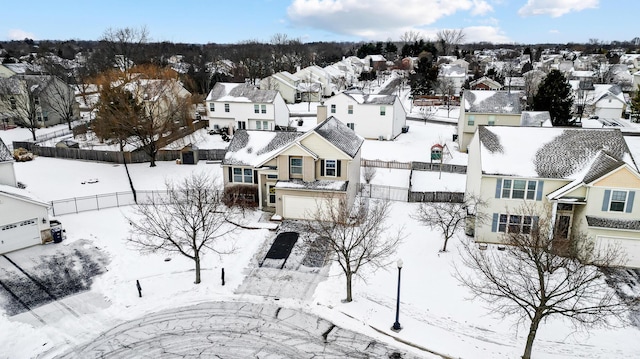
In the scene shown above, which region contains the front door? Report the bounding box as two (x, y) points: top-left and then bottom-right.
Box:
(556, 215), (571, 239)
(267, 184), (276, 207)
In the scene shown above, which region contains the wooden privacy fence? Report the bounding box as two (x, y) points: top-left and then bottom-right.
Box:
(411, 161), (467, 174)
(360, 183), (409, 202)
(408, 191), (464, 203)
(361, 159), (467, 174)
(12, 141), (226, 164)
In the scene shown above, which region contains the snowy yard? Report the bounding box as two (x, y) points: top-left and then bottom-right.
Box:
(0, 152), (639, 358)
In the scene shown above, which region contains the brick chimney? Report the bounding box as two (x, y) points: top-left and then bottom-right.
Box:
(317, 104), (328, 124)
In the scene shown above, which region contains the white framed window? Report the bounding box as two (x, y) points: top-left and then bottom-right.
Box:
(380, 106), (386, 116)
(325, 159), (337, 177)
(256, 120), (262, 130)
(224, 103), (230, 112)
(290, 157), (303, 175)
(488, 115), (496, 126)
(232, 167), (253, 183)
(237, 121), (246, 130)
(261, 104), (267, 114)
(347, 123), (355, 130)
(209, 103), (215, 112)
(498, 214), (534, 234)
(348, 105), (353, 114)
(501, 179), (537, 200)
(255, 120), (268, 130)
(609, 190), (628, 212)
(254, 104), (260, 114)
(330, 104), (336, 113)
(467, 115), (475, 126)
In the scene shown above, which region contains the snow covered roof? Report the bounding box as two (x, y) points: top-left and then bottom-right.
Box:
(275, 178), (348, 192)
(0, 184), (48, 206)
(313, 116), (364, 158)
(588, 84), (625, 106)
(206, 82), (278, 103)
(439, 64), (466, 77)
(0, 138), (13, 162)
(478, 126), (635, 179)
(520, 111), (550, 127)
(463, 90), (521, 114)
(342, 89), (396, 105)
(586, 216), (640, 231)
(223, 130), (303, 167)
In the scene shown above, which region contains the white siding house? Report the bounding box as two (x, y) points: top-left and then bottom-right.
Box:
(205, 82), (289, 134)
(323, 89), (407, 140)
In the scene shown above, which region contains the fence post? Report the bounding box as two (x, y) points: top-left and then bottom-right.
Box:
(96, 195), (100, 210)
(74, 197), (78, 214)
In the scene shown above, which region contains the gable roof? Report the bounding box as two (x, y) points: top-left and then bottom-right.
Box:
(0, 138), (13, 162)
(206, 82), (278, 103)
(340, 89), (396, 105)
(0, 184), (48, 207)
(520, 111), (551, 127)
(463, 90), (521, 114)
(477, 126), (636, 179)
(223, 130), (303, 166)
(313, 116), (364, 158)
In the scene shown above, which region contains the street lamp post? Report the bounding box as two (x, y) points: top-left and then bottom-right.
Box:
(392, 259), (403, 331)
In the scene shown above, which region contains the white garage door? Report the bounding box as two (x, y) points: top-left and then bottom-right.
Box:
(282, 196), (337, 220)
(0, 218), (41, 254)
(595, 236), (640, 268)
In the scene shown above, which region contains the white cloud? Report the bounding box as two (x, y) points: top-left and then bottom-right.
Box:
(462, 26), (511, 44)
(518, 0), (598, 17)
(549, 29), (560, 34)
(286, 0), (493, 40)
(7, 29), (36, 40)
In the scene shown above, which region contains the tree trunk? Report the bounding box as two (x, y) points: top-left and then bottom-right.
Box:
(522, 310), (544, 359)
(442, 236), (450, 252)
(194, 254), (201, 284)
(345, 272), (353, 302)
(121, 148), (137, 203)
(30, 128), (36, 141)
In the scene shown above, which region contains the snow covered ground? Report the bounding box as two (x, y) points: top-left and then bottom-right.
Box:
(1, 73), (640, 358)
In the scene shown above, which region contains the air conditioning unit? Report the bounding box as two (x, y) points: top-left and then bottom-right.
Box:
(378, 135), (385, 141)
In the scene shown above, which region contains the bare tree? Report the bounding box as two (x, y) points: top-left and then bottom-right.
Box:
(456, 205), (635, 359)
(303, 196), (403, 302)
(128, 173), (241, 284)
(45, 76), (77, 130)
(436, 78), (456, 117)
(0, 76), (42, 141)
(412, 196), (487, 252)
(522, 70), (545, 110)
(100, 26), (149, 74)
(400, 30), (423, 45)
(362, 166), (376, 184)
(436, 29), (465, 56)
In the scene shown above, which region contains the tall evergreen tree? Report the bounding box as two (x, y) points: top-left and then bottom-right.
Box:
(533, 69), (573, 126)
(631, 85), (640, 122)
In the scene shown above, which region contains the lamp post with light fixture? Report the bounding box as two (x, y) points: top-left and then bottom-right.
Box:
(392, 259), (403, 331)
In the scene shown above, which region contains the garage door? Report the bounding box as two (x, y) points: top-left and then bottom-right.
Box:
(282, 196), (337, 220)
(0, 218), (41, 254)
(595, 236), (640, 268)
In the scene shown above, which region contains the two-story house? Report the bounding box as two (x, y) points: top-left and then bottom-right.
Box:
(259, 71), (301, 104)
(222, 108), (364, 220)
(457, 90), (523, 152)
(205, 82), (289, 134)
(466, 126), (640, 267)
(323, 89), (406, 140)
(0, 75), (78, 128)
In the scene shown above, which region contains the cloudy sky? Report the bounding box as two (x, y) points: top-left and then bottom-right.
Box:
(1, 0), (636, 45)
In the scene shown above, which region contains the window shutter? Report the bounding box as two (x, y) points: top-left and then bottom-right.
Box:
(320, 160), (325, 176)
(533, 216), (540, 231)
(228, 167), (232, 182)
(495, 179), (502, 198)
(536, 180), (544, 201)
(491, 213), (498, 232)
(337, 160), (342, 176)
(602, 189), (611, 211)
(253, 170), (258, 184)
(626, 191), (635, 213)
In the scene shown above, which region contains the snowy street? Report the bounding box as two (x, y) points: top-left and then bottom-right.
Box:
(55, 301), (425, 359)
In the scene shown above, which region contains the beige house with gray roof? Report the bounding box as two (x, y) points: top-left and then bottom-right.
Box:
(222, 110), (363, 220)
(466, 126), (640, 268)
